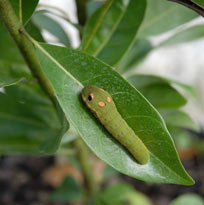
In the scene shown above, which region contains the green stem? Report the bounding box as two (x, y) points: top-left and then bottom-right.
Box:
(0, 0), (55, 105)
(74, 0), (95, 199)
(168, 0), (204, 16)
(72, 138), (95, 198)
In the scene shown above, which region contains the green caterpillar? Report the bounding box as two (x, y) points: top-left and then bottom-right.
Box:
(81, 85), (150, 165)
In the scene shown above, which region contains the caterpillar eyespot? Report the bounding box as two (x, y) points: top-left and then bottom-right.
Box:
(81, 85), (150, 165)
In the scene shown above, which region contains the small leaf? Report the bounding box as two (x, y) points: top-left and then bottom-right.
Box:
(0, 61), (22, 88)
(0, 84), (62, 154)
(170, 193), (204, 205)
(128, 75), (187, 109)
(87, 1), (102, 17)
(81, 0), (146, 66)
(168, 127), (194, 150)
(160, 24), (204, 47)
(128, 74), (195, 97)
(35, 42), (194, 185)
(0, 60), (31, 88)
(138, 0), (198, 38)
(160, 110), (199, 132)
(117, 39), (152, 74)
(50, 176), (82, 202)
(25, 20), (44, 42)
(140, 84), (187, 109)
(11, 0), (39, 25)
(39, 99), (69, 154)
(32, 10), (70, 46)
(98, 183), (152, 205)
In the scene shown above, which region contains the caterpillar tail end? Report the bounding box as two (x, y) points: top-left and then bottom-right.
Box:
(139, 152), (150, 165)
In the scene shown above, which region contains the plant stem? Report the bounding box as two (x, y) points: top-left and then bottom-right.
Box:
(168, 0), (204, 16)
(75, 0), (87, 26)
(0, 0), (55, 105)
(74, 0), (95, 199)
(72, 138), (95, 198)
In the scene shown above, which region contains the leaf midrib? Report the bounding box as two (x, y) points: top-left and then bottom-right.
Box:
(36, 43), (83, 88)
(139, 7), (175, 32)
(94, 1), (129, 57)
(82, 0), (113, 52)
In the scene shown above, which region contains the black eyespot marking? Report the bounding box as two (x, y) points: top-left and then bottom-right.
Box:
(88, 95), (93, 101)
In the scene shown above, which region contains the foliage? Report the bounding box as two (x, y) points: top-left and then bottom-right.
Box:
(0, 0), (204, 203)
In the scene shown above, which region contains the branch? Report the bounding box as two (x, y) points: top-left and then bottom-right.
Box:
(168, 0), (204, 17)
(0, 0), (55, 105)
(72, 138), (95, 198)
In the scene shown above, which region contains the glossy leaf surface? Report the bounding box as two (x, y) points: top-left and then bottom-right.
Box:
(0, 84), (61, 154)
(81, 0), (146, 66)
(35, 42), (194, 185)
(11, 0), (39, 25)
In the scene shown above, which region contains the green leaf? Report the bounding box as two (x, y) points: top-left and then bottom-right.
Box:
(35, 42), (194, 185)
(160, 110), (199, 132)
(103, 165), (119, 179)
(81, 0), (146, 66)
(128, 75), (187, 109)
(0, 22), (24, 63)
(87, 1), (102, 17)
(0, 84), (62, 154)
(10, 0), (39, 25)
(0, 61), (22, 88)
(0, 58), (32, 88)
(50, 176), (82, 202)
(98, 183), (152, 205)
(127, 74), (195, 97)
(32, 10), (70, 46)
(117, 39), (152, 74)
(168, 127), (194, 150)
(170, 193), (204, 205)
(160, 24), (204, 47)
(138, 0), (198, 38)
(25, 20), (44, 42)
(60, 123), (79, 145)
(139, 84), (186, 109)
(39, 99), (69, 154)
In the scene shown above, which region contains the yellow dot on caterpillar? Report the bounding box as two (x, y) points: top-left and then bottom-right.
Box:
(98, 101), (105, 107)
(89, 93), (94, 99)
(107, 96), (111, 103)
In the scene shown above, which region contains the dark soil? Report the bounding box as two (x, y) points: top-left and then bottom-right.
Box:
(0, 154), (203, 205)
(0, 156), (67, 205)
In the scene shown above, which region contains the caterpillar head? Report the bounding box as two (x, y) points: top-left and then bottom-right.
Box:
(81, 85), (113, 114)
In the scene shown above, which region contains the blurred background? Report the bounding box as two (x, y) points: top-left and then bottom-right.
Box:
(0, 0), (204, 204)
